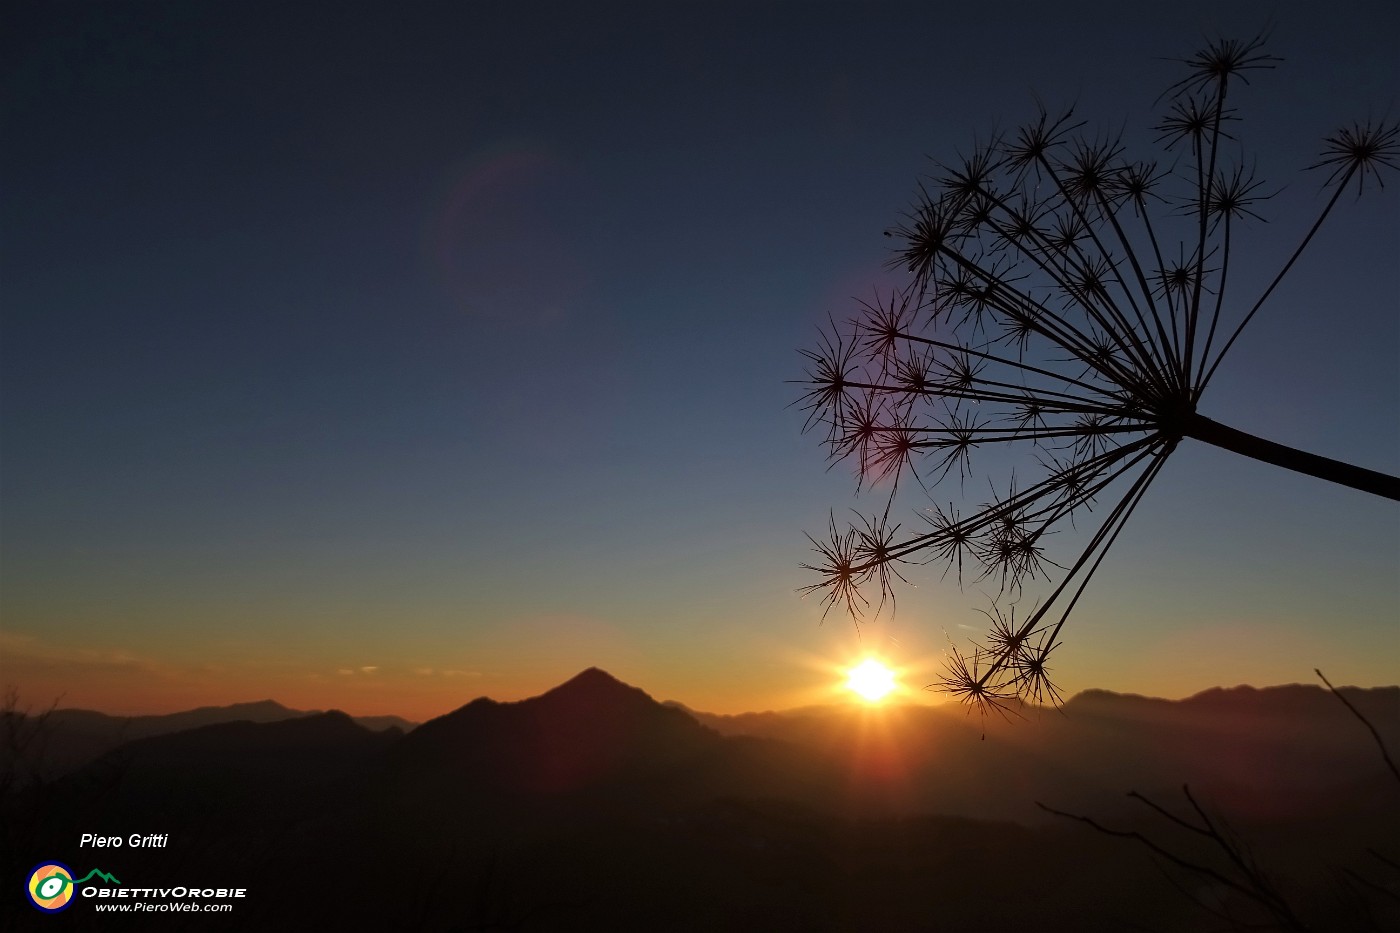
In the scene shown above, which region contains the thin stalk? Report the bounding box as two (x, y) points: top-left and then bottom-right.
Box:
(872, 436), (1161, 567)
(909, 425), (1147, 448)
(968, 179), (1163, 379)
(1026, 448), (1167, 657)
(1193, 208), (1233, 393)
(1134, 196), (1184, 363)
(1185, 82), (1231, 388)
(940, 249), (1144, 389)
(1028, 154), (1166, 378)
(894, 331), (1117, 398)
(972, 441), (1169, 681)
(1197, 163), (1356, 393)
(836, 378), (1114, 415)
(1093, 189), (1181, 389)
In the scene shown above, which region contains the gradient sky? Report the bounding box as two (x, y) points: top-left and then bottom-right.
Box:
(3, 0), (1396, 720)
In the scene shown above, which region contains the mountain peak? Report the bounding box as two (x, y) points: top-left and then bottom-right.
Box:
(537, 667), (653, 705)
(390, 666), (718, 795)
(554, 666), (629, 691)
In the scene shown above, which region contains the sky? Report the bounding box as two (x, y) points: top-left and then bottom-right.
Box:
(2, 0), (1396, 720)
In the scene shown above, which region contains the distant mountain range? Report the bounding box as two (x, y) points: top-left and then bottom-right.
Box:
(671, 681), (1400, 824)
(1, 698), (416, 779)
(4, 669), (1396, 931)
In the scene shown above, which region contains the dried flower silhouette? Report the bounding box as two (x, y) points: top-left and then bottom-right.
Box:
(796, 35), (1399, 715)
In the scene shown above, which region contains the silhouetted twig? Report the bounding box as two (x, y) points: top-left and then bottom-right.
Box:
(1316, 668), (1400, 786)
(1039, 786), (1309, 932)
(1040, 673), (1400, 932)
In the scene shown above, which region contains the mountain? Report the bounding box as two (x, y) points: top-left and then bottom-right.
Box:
(387, 667), (724, 797)
(669, 684), (1400, 824)
(1065, 682), (1400, 725)
(49, 711), (400, 823)
(5, 670), (1396, 932)
(0, 699), (417, 780)
(3, 709), (404, 932)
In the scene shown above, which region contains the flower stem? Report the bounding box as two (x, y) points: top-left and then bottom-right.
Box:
(1185, 413), (1400, 500)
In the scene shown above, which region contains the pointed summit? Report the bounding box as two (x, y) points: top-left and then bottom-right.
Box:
(559, 666), (627, 689)
(528, 668), (681, 738)
(538, 667), (654, 708)
(391, 667), (719, 795)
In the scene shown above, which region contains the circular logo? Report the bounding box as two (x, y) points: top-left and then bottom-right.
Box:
(26, 862), (76, 913)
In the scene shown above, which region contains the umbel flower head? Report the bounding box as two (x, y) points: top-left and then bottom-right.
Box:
(796, 34), (1398, 719)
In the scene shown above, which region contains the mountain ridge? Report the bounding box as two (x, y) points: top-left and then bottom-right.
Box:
(8, 670), (1396, 791)
(0, 698), (417, 780)
(16, 673), (1396, 729)
(7, 667), (1397, 931)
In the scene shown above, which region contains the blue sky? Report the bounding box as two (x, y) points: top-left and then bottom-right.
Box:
(2, 0), (1396, 717)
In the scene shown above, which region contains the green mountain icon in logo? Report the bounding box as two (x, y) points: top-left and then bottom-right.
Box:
(71, 869), (121, 886)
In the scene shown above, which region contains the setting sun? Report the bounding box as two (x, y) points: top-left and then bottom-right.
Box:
(846, 659), (897, 702)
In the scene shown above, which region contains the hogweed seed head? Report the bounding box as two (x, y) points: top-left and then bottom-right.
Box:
(796, 35), (1396, 716)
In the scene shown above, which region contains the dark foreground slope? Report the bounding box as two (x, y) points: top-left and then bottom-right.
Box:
(6, 671), (1396, 931)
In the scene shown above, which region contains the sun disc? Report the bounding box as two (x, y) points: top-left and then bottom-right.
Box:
(846, 659), (896, 702)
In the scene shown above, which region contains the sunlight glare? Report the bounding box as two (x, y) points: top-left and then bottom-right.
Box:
(846, 659), (896, 702)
